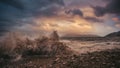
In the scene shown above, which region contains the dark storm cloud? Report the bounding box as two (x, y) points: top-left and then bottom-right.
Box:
(32, 6), (61, 17)
(0, 0), (23, 9)
(65, 9), (83, 17)
(92, 6), (106, 17)
(84, 17), (103, 22)
(0, 2), (24, 35)
(51, 0), (64, 5)
(93, 0), (120, 16)
(0, 0), (64, 35)
(0, 0), (64, 9)
(65, 8), (102, 22)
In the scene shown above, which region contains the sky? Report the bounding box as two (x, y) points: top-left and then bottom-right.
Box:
(0, 0), (120, 37)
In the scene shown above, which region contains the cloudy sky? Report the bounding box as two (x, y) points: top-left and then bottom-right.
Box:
(0, 0), (120, 36)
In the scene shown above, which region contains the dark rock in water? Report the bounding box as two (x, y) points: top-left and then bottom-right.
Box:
(105, 31), (120, 37)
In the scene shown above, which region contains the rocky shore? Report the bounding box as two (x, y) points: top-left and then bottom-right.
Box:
(1, 48), (120, 68)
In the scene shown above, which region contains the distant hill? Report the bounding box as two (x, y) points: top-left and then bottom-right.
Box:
(61, 34), (101, 41)
(105, 31), (120, 37)
(63, 34), (100, 38)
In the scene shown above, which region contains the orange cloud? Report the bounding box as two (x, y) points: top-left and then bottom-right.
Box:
(32, 15), (94, 36)
(112, 17), (120, 22)
(115, 24), (120, 28)
(81, 7), (95, 17)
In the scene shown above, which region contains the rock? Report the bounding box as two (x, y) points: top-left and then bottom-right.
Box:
(55, 58), (60, 62)
(63, 62), (66, 65)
